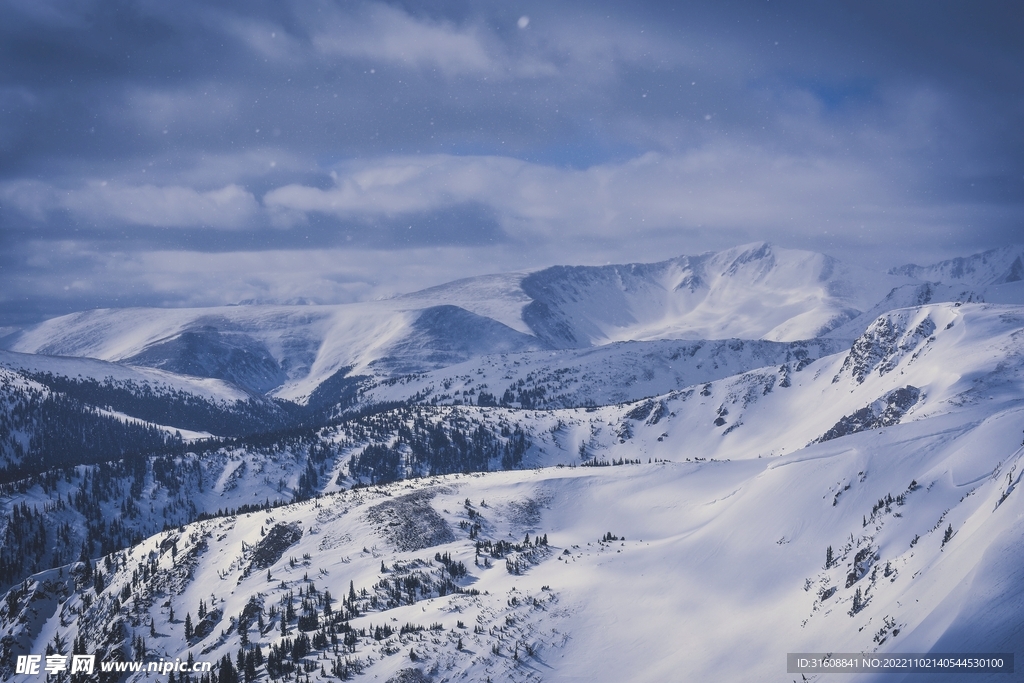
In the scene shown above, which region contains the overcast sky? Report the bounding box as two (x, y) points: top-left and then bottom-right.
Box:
(1, 0), (1022, 326)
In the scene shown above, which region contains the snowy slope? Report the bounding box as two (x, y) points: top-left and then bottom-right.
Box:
(0, 301), (1011, 550)
(0, 350), (303, 472)
(353, 337), (846, 410)
(0, 349), (250, 403)
(354, 302), (1023, 474)
(6, 302), (544, 398)
(3, 301), (1024, 682)
(13, 242), (1017, 403)
(394, 272), (534, 334)
(4, 402), (1022, 682)
(891, 244), (1024, 286)
(5, 243), (912, 398)
(581, 302), (1024, 464)
(826, 279), (1024, 341)
(520, 242), (907, 346)
(4, 243), (1024, 682)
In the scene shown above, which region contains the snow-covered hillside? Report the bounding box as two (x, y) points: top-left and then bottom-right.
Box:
(890, 244), (1024, 286)
(520, 242), (906, 346)
(354, 337), (846, 410)
(2, 244), (1024, 682)
(0, 365), (187, 475)
(361, 302), (1024, 474)
(7, 243), (1024, 406)
(825, 275), (1024, 341)
(5, 301), (549, 399)
(2, 300), (1024, 682)
(0, 350), (250, 404)
(3, 242), (917, 397)
(4, 394), (1022, 681)
(0, 350), (304, 475)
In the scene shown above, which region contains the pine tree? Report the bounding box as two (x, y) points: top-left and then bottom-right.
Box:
(851, 587), (863, 615)
(244, 651), (257, 683)
(184, 613), (193, 639)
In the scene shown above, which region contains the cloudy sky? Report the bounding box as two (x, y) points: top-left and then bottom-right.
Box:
(1, 0), (1022, 326)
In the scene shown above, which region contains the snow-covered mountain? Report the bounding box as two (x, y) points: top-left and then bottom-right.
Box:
(519, 242), (905, 346)
(4, 302), (550, 400)
(3, 243), (913, 399)
(0, 349), (306, 475)
(0, 349), (250, 405)
(356, 336), (847, 410)
(890, 244), (1024, 286)
(2, 243), (1024, 682)
(3, 302), (1024, 682)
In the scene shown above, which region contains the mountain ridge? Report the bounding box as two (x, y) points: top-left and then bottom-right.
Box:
(0, 242), (926, 398)
(1, 290), (1023, 681)
(889, 244), (1024, 286)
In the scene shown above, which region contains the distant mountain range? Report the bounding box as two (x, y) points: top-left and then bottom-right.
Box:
(5, 243), (1022, 400)
(1, 242), (1023, 682)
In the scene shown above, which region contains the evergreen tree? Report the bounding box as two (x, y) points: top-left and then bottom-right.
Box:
(850, 587), (865, 615)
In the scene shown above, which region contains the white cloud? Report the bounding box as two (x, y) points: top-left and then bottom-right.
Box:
(312, 3), (496, 76)
(72, 182), (260, 228)
(262, 146), (907, 242)
(9, 241), (526, 310)
(3, 180), (260, 229)
(220, 16), (305, 63)
(1, 179), (57, 221)
(121, 84), (241, 133)
(9, 141), (1001, 257)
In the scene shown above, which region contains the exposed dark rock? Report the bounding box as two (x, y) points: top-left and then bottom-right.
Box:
(247, 523), (303, 572)
(817, 386), (921, 443)
(367, 490), (455, 552)
(386, 669), (432, 683)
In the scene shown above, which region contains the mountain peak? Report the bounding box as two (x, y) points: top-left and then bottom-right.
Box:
(889, 244), (1024, 286)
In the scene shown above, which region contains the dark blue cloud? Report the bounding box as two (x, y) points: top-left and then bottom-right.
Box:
(1, 0), (1021, 326)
